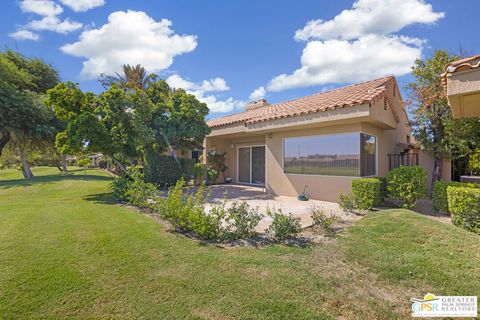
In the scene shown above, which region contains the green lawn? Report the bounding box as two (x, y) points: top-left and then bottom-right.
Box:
(0, 167), (479, 319)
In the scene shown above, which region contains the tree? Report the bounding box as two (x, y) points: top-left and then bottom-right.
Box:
(48, 71), (211, 177)
(0, 50), (59, 178)
(100, 64), (153, 90)
(407, 51), (461, 191)
(47, 82), (139, 172)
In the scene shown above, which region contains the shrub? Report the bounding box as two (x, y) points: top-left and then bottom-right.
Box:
(338, 193), (356, 213)
(111, 168), (159, 208)
(206, 167), (219, 184)
(310, 205), (341, 236)
(76, 157), (91, 168)
(111, 173), (133, 201)
(386, 166), (427, 209)
(207, 152), (228, 180)
(161, 178), (191, 230)
(433, 181), (477, 213)
(447, 186), (480, 234)
(265, 207), (301, 241)
(161, 180), (223, 240)
(193, 162), (206, 185)
(468, 150), (480, 175)
(224, 201), (263, 239)
(373, 176), (387, 202)
(144, 154), (195, 187)
(124, 169), (159, 209)
(351, 178), (382, 210)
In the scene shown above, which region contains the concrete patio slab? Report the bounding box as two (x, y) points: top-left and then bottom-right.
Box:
(200, 184), (356, 233)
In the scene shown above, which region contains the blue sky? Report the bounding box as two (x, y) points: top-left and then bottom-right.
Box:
(1, 0), (480, 118)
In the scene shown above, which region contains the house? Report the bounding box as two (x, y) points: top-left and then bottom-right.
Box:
(442, 54), (480, 118)
(204, 76), (450, 202)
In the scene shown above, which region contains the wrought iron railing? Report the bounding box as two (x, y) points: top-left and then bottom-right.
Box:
(388, 153), (419, 171)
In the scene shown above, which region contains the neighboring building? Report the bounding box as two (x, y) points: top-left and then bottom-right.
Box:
(205, 76), (450, 202)
(442, 54), (480, 118)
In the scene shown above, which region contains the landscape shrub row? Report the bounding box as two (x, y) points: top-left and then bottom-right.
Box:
(144, 154), (195, 187)
(339, 166), (427, 212)
(447, 186), (480, 235)
(433, 181), (478, 213)
(111, 170), (303, 241)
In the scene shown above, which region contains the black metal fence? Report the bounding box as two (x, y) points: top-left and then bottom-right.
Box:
(388, 153), (419, 170)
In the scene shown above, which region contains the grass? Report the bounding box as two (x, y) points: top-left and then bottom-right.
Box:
(0, 167), (479, 319)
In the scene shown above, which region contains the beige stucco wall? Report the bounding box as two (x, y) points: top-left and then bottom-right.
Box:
(446, 69), (480, 118)
(418, 150), (452, 194)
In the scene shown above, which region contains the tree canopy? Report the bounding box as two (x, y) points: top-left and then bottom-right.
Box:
(407, 50), (480, 187)
(0, 50), (60, 177)
(47, 72), (210, 172)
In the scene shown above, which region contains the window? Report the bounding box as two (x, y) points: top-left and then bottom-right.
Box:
(284, 133), (376, 177)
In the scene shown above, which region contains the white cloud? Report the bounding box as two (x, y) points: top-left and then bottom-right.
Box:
(17, 0), (83, 36)
(20, 0), (63, 17)
(260, 0), (443, 92)
(28, 16), (83, 34)
(59, 0), (105, 12)
(166, 74), (245, 113)
(294, 0), (444, 41)
(166, 74), (229, 92)
(268, 35), (421, 91)
(61, 10), (197, 79)
(9, 29), (40, 41)
(249, 86), (266, 100)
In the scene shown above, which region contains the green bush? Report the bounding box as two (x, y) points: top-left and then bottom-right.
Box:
(110, 168), (159, 208)
(160, 179), (223, 240)
(265, 207), (301, 241)
(351, 178), (382, 210)
(310, 205), (340, 236)
(373, 176), (387, 202)
(206, 167), (219, 184)
(111, 173), (133, 201)
(433, 181), (477, 213)
(338, 193), (356, 213)
(193, 162), (206, 185)
(124, 169), (159, 209)
(447, 186), (480, 234)
(224, 201), (263, 240)
(76, 157), (91, 167)
(144, 154), (195, 187)
(386, 166), (427, 209)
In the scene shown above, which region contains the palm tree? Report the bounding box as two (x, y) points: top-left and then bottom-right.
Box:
(100, 64), (153, 90)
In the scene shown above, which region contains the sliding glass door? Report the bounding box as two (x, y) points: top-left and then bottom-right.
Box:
(238, 146), (265, 185)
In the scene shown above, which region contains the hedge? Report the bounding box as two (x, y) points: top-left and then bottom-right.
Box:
(433, 181), (477, 214)
(447, 186), (480, 235)
(144, 154), (195, 186)
(386, 166), (427, 209)
(352, 178), (382, 210)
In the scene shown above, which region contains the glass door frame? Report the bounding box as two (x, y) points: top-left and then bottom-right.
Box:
(236, 144), (266, 186)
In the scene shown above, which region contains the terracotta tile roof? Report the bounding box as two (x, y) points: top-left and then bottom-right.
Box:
(208, 75), (395, 128)
(441, 55), (480, 89)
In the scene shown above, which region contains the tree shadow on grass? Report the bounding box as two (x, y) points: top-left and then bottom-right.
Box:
(0, 172), (113, 189)
(83, 192), (119, 205)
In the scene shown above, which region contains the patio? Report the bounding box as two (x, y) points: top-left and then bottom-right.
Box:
(201, 184), (356, 232)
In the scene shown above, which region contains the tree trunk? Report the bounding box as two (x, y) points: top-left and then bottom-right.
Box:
(19, 148), (34, 179)
(0, 131), (11, 158)
(431, 156), (443, 196)
(62, 154), (68, 172)
(111, 155), (127, 173)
